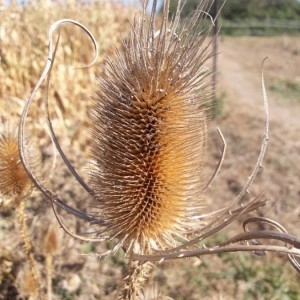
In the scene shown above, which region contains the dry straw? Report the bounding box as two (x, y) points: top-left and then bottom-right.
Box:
(17, 0), (300, 298)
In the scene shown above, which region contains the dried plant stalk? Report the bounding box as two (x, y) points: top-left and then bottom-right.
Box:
(43, 226), (58, 300)
(118, 261), (153, 300)
(17, 202), (45, 300)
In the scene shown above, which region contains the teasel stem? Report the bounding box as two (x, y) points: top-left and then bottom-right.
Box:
(118, 259), (153, 300)
(43, 225), (59, 300)
(16, 201), (45, 300)
(46, 253), (53, 300)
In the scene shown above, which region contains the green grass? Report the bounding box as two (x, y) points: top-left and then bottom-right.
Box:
(52, 275), (81, 300)
(163, 233), (300, 299)
(212, 91), (226, 119)
(269, 79), (300, 104)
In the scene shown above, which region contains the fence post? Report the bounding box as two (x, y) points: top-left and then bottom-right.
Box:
(212, 0), (219, 114)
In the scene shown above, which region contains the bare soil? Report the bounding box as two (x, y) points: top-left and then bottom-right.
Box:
(215, 36), (300, 229)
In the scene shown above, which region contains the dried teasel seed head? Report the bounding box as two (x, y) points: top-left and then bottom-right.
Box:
(0, 123), (32, 207)
(43, 225), (59, 256)
(17, 264), (38, 298)
(89, 1), (214, 254)
(0, 98), (39, 208)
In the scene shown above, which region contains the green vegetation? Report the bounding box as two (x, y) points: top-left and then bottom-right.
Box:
(53, 276), (81, 300)
(169, 0), (199, 18)
(222, 0), (300, 21)
(212, 91), (226, 119)
(163, 246), (300, 300)
(168, 0), (300, 35)
(270, 79), (300, 103)
(221, 253), (300, 300)
(169, 0), (300, 21)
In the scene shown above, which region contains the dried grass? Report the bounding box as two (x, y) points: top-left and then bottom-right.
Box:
(1, 0), (134, 150)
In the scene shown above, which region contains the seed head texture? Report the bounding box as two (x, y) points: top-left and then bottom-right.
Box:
(90, 1), (213, 254)
(0, 128), (32, 204)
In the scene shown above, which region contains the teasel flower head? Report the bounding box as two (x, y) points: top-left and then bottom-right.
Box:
(0, 118), (33, 208)
(0, 96), (40, 208)
(89, 0), (215, 254)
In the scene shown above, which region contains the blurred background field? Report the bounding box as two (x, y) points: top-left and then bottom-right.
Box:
(0, 0), (299, 299)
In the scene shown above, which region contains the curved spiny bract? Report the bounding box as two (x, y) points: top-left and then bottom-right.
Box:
(89, 0), (214, 254)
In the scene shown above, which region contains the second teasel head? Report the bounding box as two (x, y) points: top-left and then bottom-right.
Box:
(0, 107), (37, 208)
(0, 124), (30, 206)
(89, 0), (215, 254)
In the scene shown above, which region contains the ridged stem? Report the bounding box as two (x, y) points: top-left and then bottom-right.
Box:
(46, 253), (53, 300)
(17, 201), (45, 300)
(118, 260), (153, 300)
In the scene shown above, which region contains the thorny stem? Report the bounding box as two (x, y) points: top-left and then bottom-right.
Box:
(133, 244), (300, 263)
(117, 260), (153, 300)
(17, 201), (45, 300)
(46, 254), (53, 300)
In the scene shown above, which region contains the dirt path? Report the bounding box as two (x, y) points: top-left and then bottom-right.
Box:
(218, 36), (300, 130)
(214, 36), (300, 231)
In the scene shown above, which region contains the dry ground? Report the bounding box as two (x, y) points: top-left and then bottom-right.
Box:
(215, 36), (300, 230)
(1, 18), (299, 300)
